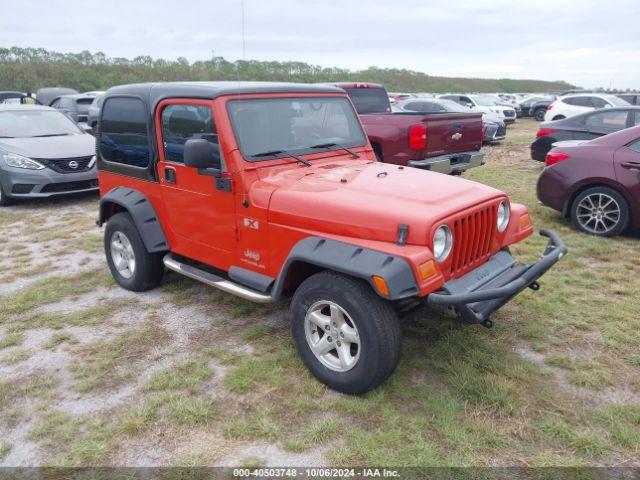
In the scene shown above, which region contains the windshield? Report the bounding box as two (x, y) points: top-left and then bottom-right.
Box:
(227, 97), (367, 161)
(343, 87), (391, 114)
(0, 110), (82, 138)
(471, 95), (499, 106)
(607, 95), (631, 107)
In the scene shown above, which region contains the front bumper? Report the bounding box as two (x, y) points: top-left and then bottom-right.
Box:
(427, 230), (567, 325)
(0, 165), (98, 198)
(408, 151), (485, 175)
(484, 124), (506, 143)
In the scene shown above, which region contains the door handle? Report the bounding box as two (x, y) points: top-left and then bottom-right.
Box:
(164, 167), (176, 183)
(621, 161), (640, 170)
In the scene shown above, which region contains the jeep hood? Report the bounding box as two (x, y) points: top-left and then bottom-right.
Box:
(261, 160), (504, 245)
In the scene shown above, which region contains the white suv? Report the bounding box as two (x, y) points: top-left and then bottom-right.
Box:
(544, 94), (630, 121)
(438, 94), (517, 123)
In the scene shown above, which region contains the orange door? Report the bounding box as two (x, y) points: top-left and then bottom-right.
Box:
(155, 99), (236, 263)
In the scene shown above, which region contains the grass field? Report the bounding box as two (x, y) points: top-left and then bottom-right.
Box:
(0, 119), (638, 468)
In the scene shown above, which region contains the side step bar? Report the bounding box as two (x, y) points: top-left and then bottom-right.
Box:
(163, 254), (274, 303)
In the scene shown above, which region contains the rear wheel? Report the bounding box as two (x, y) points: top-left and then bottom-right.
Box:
(571, 186), (629, 237)
(104, 212), (164, 291)
(552, 115), (566, 121)
(534, 108), (546, 121)
(290, 271), (401, 394)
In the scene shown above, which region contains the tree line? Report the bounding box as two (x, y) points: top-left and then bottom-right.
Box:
(0, 46), (575, 94)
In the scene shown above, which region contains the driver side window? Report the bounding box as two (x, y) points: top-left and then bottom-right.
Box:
(161, 104), (219, 167)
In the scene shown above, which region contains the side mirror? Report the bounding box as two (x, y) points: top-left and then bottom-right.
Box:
(184, 138), (221, 171)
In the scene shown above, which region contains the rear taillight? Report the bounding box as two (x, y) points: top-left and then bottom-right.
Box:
(536, 128), (556, 138)
(546, 152), (569, 167)
(408, 124), (427, 150)
(546, 104), (553, 110)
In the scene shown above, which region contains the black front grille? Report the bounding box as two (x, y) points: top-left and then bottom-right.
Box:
(37, 156), (94, 174)
(41, 180), (98, 193)
(496, 125), (507, 137)
(504, 110), (515, 118)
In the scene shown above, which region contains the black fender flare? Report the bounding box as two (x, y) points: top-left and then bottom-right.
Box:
(271, 237), (419, 300)
(98, 187), (169, 253)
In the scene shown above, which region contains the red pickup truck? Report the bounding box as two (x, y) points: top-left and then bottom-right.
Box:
(333, 83), (485, 175)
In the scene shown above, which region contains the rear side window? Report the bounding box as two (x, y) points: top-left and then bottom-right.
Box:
(564, 97), (591, 107)
(584, 111), (628, 131)
(343, 87), (391, 114)
(100, 97), (150, 168)
(161, 104), (219, 165)
(590, 97), (608, 108)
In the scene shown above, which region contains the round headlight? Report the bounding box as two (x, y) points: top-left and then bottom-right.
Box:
(433, 225), (453, 263)
(497, 200), (510, 232)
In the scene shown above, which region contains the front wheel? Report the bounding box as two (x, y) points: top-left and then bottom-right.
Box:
(571, 186), (630, 237)
(104, 212), (164, 291)
(290, 271), (401, 394)
(534, 109), (546, 121)
(0, 182), (14, 207)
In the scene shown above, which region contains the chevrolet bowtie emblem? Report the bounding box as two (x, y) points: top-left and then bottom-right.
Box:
(452, 132), (463, 141)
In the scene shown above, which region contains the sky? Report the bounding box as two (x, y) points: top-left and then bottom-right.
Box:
(1, 0), (639, 89)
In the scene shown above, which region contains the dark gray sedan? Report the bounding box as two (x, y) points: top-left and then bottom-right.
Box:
(530, 106), (640, 161)
(0, 105), (97, 206)
(50, 94), (97, 124)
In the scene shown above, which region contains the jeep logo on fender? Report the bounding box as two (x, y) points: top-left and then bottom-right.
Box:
(451, 132), (463, 141)
(68, 160), (79, 169)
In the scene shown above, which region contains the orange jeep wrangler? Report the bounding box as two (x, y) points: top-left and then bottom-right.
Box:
(97, 82), (566, 393)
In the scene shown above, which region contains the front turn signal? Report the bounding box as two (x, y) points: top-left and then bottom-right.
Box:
(519, 213), (532, 231)
(371, 275), (389, 297)
(418, 259), (437, 281)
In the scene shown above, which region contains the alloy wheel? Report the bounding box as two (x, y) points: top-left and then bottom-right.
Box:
(110, 231), (136, 279)
(576, 193), (621, 235)
(304, 300), (360, 372)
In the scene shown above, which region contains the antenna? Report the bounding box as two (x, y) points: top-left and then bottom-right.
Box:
(241, 0), (246, 61)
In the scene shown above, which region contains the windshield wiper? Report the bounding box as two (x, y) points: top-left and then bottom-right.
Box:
(310, 143), (360, 158)
(0, 136), (14, 138)
(250, 149), (311, 167)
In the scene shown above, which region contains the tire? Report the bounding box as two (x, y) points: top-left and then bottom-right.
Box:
(570, 186), (630, 237)
(0, 181), (14, 207)
(552, 115), (566, 121)
(534, 109), (546, 121)
(290, 271), (401, 394)
(104, 212), (164, 291)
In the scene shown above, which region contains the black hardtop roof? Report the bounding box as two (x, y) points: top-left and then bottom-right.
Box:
(104, 81), (346, 111)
